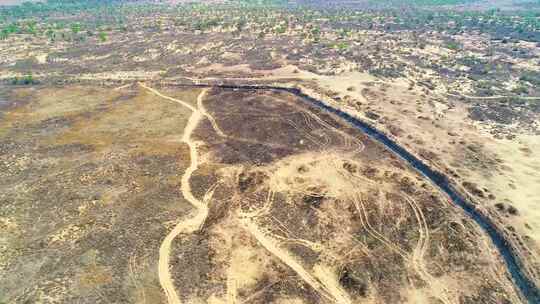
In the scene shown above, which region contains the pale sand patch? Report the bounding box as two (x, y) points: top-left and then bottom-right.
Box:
(274, 298), (305, 304)
(513, 60), (540, 73)
(48, 224), (83, 245)
(222, 51), (242, 61)
(206, 295), (227, 304)
(196, 63), (253, 74)
(404, 288), (431, 304)
(317, 71), (379, 93)
(0, 217), (18, 230)
(227, 245), (265, 292)
(481, 134), (540, 243)
(81, 54), (112, 62)
(0, 71), (23, 80)
(312, 264), (351, 304)
(79, 71), (164, 81)
(266, 151), (370, 200)
(35, 53), (48, 64)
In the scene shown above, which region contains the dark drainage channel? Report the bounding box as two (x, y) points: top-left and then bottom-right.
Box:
(184, 83), (540, 303)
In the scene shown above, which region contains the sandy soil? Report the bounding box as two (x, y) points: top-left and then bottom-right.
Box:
(0, 82), (530, 303)
(177, 61), (540, 285)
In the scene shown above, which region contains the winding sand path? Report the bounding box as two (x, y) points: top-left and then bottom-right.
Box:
(140, 83), (210, 304)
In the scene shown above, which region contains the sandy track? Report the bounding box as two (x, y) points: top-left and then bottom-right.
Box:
(141, 83), (211, 304)
(352, 194), (408, 258)
(142, 83), (197, 112)
(197, 91), (227, 138)
(446, 93), (540, 100)
(239, 218), (352, 304)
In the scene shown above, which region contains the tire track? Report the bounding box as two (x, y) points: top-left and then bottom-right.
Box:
(239, 218), (352, 304)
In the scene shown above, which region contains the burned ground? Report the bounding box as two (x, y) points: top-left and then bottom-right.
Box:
(166, 86), (521, 303)
(0, 84), (526, 303)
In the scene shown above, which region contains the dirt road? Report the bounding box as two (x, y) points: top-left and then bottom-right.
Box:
(141, 83), (211, 304)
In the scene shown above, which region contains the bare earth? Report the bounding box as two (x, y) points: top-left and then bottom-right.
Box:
(1, 2), (539, 302)
(0, 83), (523, 303)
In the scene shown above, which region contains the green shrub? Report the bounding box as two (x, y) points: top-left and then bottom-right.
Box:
(445, 41), (461, 50)
(98, 31), (107, 42)
(519, 72), (540, 86)
(10, 74), (37, 85)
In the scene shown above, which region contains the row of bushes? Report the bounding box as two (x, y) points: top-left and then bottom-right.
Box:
(8, 74), (38, 85)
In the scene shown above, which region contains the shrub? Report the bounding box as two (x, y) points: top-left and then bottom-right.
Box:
(98, 31), (107, 42)
(445, 41), (461, 50)
(10, 74), (37, 85)
(507, 205), (519, 215)
(511, 84), (528, 95)
(519, 72), (540, 86)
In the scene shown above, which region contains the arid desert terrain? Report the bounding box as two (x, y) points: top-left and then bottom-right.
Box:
(1, 0), (540, 303)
